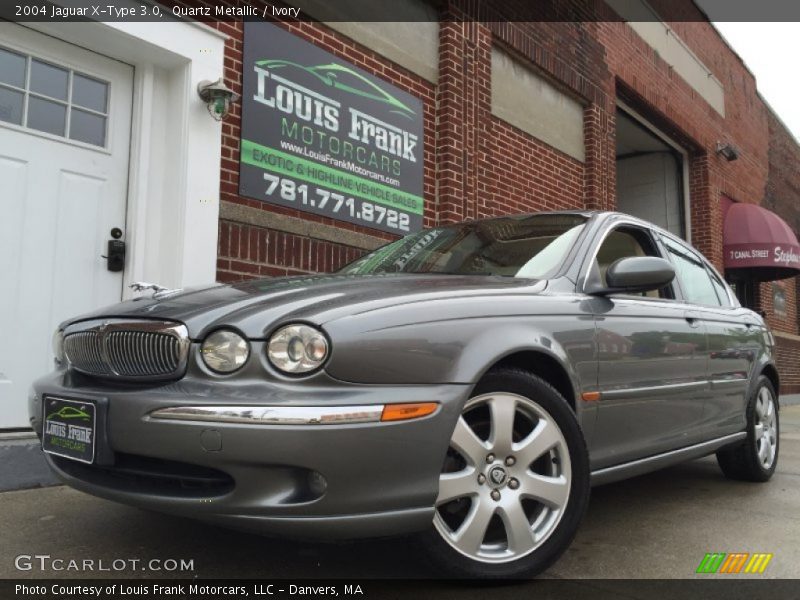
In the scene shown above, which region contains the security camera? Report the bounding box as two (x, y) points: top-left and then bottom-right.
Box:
(716, 142), (739, 162)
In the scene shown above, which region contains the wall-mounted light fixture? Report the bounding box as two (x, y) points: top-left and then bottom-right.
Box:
(197, 79), (240, 121)
(716, 141), (739, 162)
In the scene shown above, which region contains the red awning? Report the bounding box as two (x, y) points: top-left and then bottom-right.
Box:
(724, 202), (800, 281)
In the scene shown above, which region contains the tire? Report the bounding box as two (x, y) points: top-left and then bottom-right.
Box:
(420, 368), (590, 579)
(716, 375), (779, 482)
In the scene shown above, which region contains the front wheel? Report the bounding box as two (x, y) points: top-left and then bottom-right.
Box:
(716, 375), (779, 482)
(420, 368), (590, 578)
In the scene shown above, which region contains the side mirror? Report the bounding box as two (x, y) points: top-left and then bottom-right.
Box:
(587, 256), (675, 296)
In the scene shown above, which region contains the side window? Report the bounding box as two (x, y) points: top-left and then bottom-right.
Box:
(706, 266), (732, 308)
(662, 238), (721, 306)
(592, 227), (673, 299)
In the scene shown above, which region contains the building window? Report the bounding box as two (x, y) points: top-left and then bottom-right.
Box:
(729, 279), (759, 310)
(0, 46), (109, 148)
(772, 284), (787, 318)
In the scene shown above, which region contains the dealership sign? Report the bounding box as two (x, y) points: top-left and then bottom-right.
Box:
(239, 22), (424, 234)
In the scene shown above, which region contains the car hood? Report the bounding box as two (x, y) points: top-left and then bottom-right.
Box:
(63, 273), (546, 339)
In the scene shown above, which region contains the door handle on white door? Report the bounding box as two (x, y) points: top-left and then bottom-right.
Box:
(101, 239), (126, 272)
(101, 227), (125, 272)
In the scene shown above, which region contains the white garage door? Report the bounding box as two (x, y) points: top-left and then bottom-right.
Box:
(617, 152), (683, 238)
(0, 24), (133, 428)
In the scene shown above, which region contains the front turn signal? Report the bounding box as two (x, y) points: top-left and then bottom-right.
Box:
(381, 402), (439, 422)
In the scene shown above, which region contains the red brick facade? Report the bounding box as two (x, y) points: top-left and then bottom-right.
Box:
(202, 2), (800, 392)
(211, 19), (436, 281)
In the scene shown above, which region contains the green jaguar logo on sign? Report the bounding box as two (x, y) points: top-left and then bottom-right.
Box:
(47, 405), (91, 422)
(254, 59), (416, 119)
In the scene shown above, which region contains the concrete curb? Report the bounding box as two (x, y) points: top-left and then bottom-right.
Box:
(781, 394), (800, 406)
(0, 437), (60, 492)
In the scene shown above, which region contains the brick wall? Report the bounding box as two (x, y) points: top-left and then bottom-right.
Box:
(599, 16), (769, 271)
(437, 17), (590, 222)
(216, 221), (365, 282)
(208, 6), (609, 282)
(766, 112), (800, 233)
(208, 16), (437, 281)
(482, 117), (585, 217)
(775, 333), (800, 395)
(201, 0), (628, 284)
(763, 110), (800, 339)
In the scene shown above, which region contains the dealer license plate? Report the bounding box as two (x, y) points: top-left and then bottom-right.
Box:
(42, 396), (96, 464)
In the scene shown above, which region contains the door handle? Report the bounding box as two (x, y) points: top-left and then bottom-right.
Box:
(101, 239), (126, 272)
(100, 227), (125, 272)
(684, 311), (701, 328)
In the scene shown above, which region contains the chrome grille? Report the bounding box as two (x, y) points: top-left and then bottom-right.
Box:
(63, 319), (189, 380)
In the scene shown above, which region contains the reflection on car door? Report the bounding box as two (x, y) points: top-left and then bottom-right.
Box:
(661, 236), (760, 438)
(587, 226), (708, 470)
(699, 307), (760, 435)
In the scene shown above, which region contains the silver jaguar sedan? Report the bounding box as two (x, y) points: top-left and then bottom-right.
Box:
(30, 211), (779, 578)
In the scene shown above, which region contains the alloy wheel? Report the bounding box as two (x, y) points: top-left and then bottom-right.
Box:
(434, 392), (572, 564)
(754, 386), (778, 469)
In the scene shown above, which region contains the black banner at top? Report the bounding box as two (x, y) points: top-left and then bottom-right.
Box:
(4, 0), (800, 22)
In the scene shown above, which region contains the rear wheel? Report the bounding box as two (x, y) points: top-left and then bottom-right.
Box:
(421, 368), (589, 578)
(716, 376), (779, 482)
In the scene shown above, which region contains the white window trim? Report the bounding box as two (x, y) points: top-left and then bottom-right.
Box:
(26, 19), (228, 298)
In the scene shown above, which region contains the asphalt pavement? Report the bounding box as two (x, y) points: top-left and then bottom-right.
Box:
(2, 406), (799, 584)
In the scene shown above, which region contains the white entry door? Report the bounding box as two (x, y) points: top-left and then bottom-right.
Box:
(0, 24), (133, 428)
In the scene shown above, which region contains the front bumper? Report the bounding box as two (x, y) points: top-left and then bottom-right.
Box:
(30, 369), (470, 539)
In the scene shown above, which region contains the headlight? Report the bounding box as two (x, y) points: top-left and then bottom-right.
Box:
(201, 330), (250, 373)
(52, 329), (65, 365)
(267, 324), (329, 374)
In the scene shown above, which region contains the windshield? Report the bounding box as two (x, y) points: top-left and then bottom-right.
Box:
(339, 214), (588, 278)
